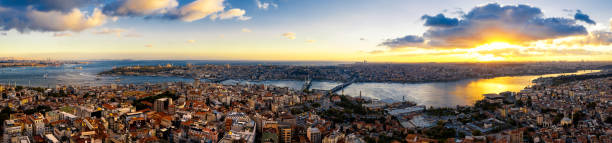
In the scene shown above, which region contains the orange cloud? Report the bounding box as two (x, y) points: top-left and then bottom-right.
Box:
(381, 3), (589, 49)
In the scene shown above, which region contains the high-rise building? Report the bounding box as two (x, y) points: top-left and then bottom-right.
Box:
(29, 113), (45, 136)
(154, 98), (173, 113)
(3, 119), (23, 143)
(307, 127), (321, 143)
(76, 106), (95, 118)
(225, 118), (233, 131)
(262, 121), (279, 143)
(279, 123), (292, 143)
(536, 115), (543, 126)
(508, 129), (523, 143)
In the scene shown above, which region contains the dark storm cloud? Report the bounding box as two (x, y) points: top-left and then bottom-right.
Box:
(0, 6), (107, 33)
(574, 10), (596, 24)
(379, 35), (424, 48)
(0, 0), (106, 32)
(381, 3), (590, 49)
(0, 8), (29, 32)
(421, 14), (459, 27)
(0, 0), (96, 12)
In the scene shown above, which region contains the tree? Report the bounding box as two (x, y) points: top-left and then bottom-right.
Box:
(15, 86), (23, 91)
(605, 116), (612, 124)
(312, 103), (321, 108)
(423, 122), (456, 139)
(24, 105), (52, 114)
(474, 101), (500, 111)
(572, 112), (586, 124)
(472, 130), (482, 136)
(586, 102), (597, 109)
(0, 108), (14, 134)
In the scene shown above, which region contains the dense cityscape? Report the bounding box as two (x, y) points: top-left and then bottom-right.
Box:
(2, 0), (612, 143)
(0, 59), (80, 68)
(1, 65), (611, 143)
(100, 62), (611, 83)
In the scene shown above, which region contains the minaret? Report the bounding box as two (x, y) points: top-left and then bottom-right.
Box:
(359, 91), (362, 99)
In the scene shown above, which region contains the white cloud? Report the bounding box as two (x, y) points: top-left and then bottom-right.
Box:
(93, 28), (126, 37)
(306, 40), (316, 43)
(109, 0), (179, 16)
(242, 28), (252, 33)
(124, 33), (142, 37)
(53, 33), (73, 37)
(255, 0), (278, 10)
(176, 0), (225, 22)
(282, 32), (296, 40)
(26, 8), (107, 32)
(610, 18), (612, 31)
(216, 8), (250, 21)
(145, 44), (153, 48)
(105, 0), (249, 22)
(187, 40), (196, 43)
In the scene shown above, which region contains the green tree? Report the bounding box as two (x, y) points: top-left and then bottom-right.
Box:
(472, 130), (482, 136)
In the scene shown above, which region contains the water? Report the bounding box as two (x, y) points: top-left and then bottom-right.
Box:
(0, 60), (599, 107)
(337, 70), (600, 107)
(221, 80), (341, 90)
(219, 70), (599, 107)
(0, 61), (193, 87)
(0, 60), (346, 87)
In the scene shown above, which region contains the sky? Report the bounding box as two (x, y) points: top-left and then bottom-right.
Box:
(0, 0), (611, 62)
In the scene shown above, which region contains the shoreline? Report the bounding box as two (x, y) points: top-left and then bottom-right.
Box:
(98, 69), (603, 85)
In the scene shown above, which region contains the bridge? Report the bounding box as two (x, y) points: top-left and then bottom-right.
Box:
(301, 77), (312, 91)
(327, 78), (355, 95)
(208, 78), (228, 83)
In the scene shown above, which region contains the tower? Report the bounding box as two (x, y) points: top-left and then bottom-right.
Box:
(193, 78), (200, 88)
(359, 91), (362, 99)
(307, 127), (321, 143)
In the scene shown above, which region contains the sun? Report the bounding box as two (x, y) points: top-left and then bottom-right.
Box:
(473, 42), (516, 51)
(477, 54), (505, 62)
(470, 42), (518, 62)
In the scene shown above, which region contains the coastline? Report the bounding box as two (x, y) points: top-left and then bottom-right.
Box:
(98, 69), (603, 84)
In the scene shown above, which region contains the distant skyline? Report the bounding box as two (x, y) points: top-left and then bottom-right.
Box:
(1, 0), (612, 62)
